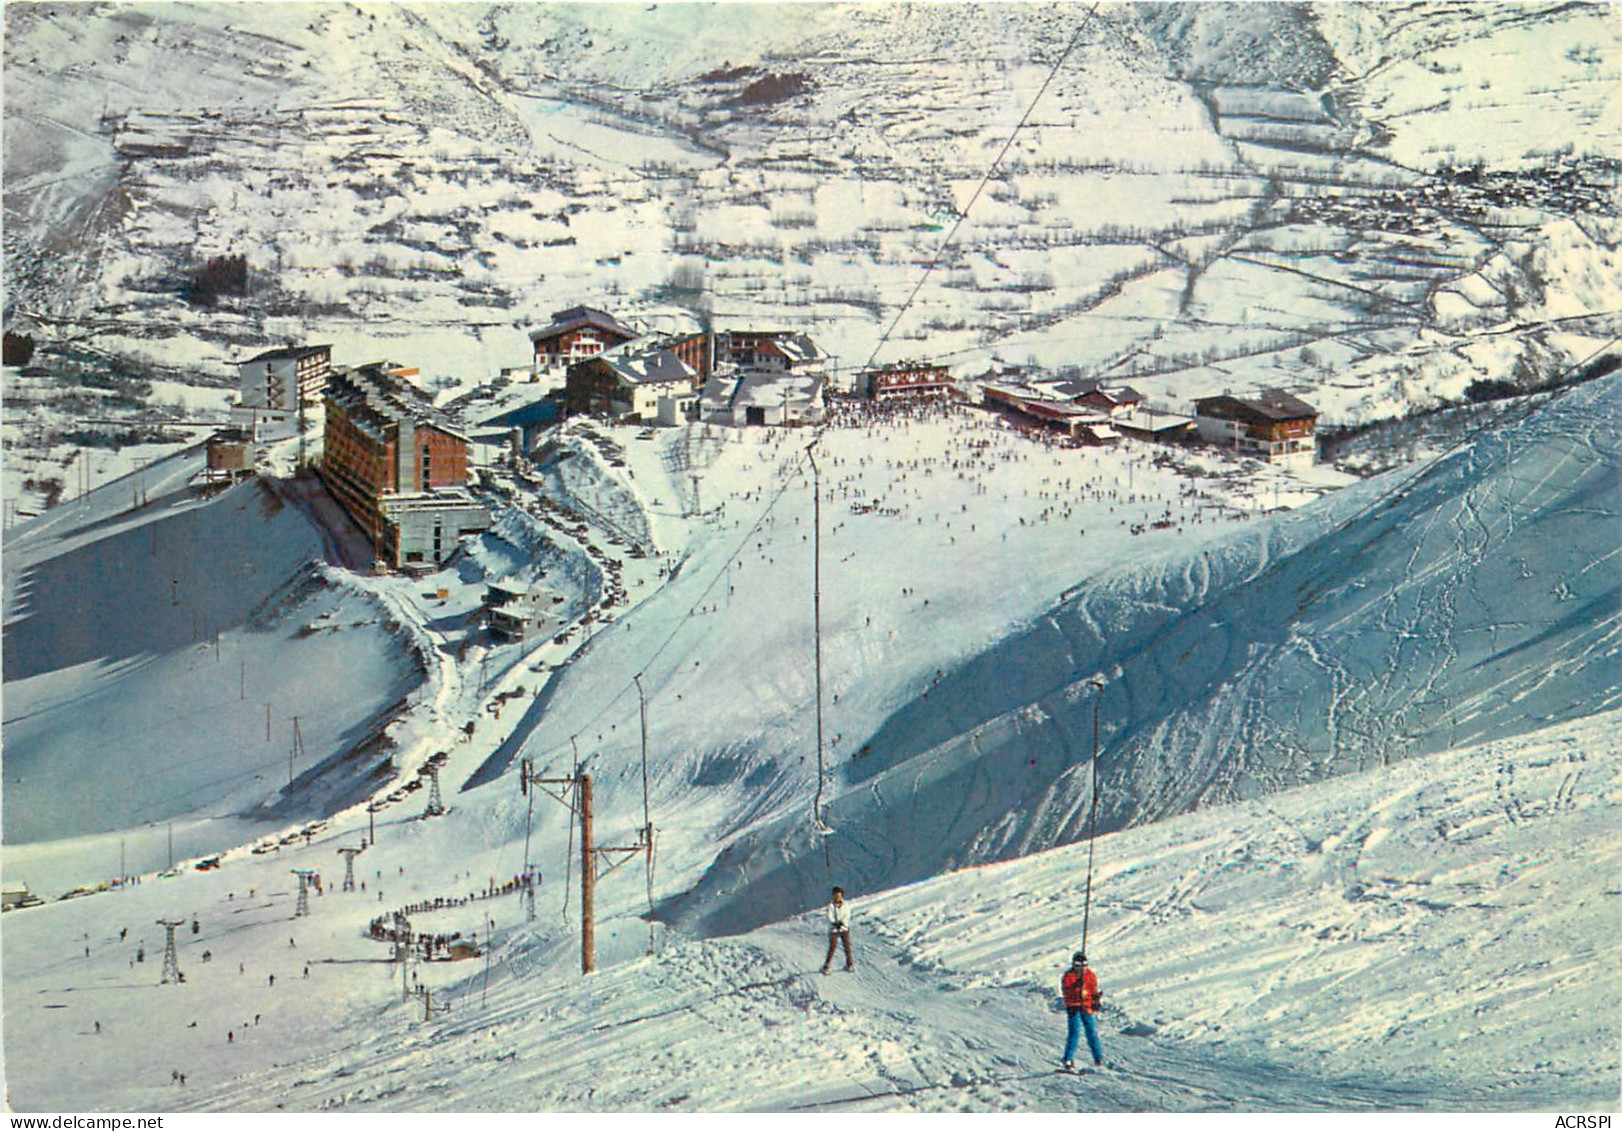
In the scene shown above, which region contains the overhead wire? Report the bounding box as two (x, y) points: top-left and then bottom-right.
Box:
(862, 1), (1105, 374)
(517, 0), (1111, 777)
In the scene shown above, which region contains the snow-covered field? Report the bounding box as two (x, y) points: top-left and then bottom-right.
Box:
(4, 704), (1615, 1112)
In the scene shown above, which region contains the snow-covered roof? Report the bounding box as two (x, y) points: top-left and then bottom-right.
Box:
(1112, 406), (1195, 433)
(755, 333), (826, 365)
(601, 347), (696, 387)
(1197, 387), (1318, 421)
(702, 371), (825, 412)
(1035, 378), (1143, 405)
(326, 363), (470, 443)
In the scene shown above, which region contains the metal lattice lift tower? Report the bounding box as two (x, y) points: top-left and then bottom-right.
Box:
(424, 764), (445, 818)
(291, 869), (317, 918)
(337, 845), (366, 892)
(157, 918), (186, 985)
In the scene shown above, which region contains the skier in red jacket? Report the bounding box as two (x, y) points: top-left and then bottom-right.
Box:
(1060, 952), (1104, 1070)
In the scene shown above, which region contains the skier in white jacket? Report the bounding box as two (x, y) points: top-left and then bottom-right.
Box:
(821, 886), (855, 974)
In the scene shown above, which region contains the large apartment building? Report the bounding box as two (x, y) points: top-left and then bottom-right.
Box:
(237, 344), (332, 414)
(322, 363), (490, 569)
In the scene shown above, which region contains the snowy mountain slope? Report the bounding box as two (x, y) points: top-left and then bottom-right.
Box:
(665, 373), (1621, 936)
(3, 704), (1613, 1111)
(1, 375), (1614, 1113)
(1, 451), (422, 883)
(467, 400), (1361, 885)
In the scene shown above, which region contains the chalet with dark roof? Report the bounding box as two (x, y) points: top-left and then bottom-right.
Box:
(564, 345), (699, 421)
(529, 307), (638, 370)
(1193, 388), (1318, 464)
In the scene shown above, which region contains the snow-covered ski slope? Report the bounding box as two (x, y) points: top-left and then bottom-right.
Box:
(2, 447), (422, 893)
(3, 705), (1614, 1111)
(4, 1), (1621, 1111)
(4, 371), (1615, 1112)
(663, 374), (1621, 936)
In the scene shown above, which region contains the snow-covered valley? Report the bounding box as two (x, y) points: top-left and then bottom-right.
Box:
(5, 2), (1621, 516)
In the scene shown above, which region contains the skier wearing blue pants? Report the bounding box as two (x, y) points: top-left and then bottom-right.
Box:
(1060, 952), (1104, 1070)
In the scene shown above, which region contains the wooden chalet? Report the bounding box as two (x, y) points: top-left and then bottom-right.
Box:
(529, 306), (638, 370)
(564, 346), (699, 421)
(1193, 388), (1318, 464)
(859, 361), (953, 400)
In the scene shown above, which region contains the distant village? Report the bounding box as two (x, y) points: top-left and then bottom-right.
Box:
(209, 304), (1320, 576)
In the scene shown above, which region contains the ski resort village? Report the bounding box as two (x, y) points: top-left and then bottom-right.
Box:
(3, 0), (1620, 1120)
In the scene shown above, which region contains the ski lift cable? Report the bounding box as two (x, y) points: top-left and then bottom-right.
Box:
(634, 674), (658, 952)
(563, 735), (578, 921)
(503, 3), (1620, 905)
(862, 0), (1104, 374)
(809, 446), (830, 867)
(809, 3), (1100, 857)
(520, 453), (815, 770)
(1067, 332), (1622, 956)
(1079, 678), (1105, 957)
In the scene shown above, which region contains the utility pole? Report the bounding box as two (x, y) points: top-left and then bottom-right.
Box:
(520, 766), (647, 975)
(481, 914), (494, 1008)
(424, 763), (445, 818)
(291, 869), (316, 918)
(157, 918), (186, 985)
(337, 845), (365, 892)
(415, 985), (449, 1021)
(633, 674), (655, 955)
(809, 447), (830, 868)
(579, 773), (594, 975)
(1080, 678), (1106, 956)
(290, 717), (304, 785)
(167, 823), (174, 871)
(367, 801), (378, 847)
(521, 757), (536, 923)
